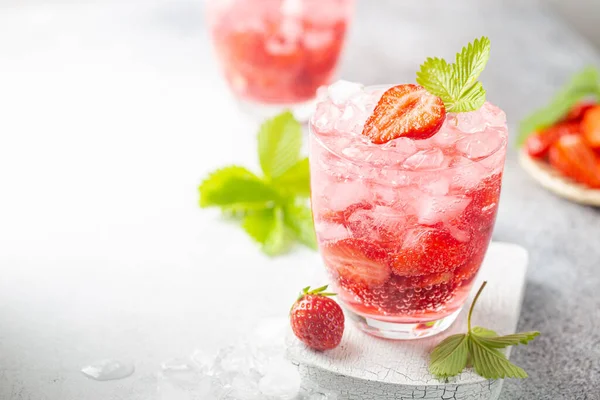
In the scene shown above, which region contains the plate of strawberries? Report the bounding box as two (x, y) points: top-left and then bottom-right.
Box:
(519, 67), (600, 206)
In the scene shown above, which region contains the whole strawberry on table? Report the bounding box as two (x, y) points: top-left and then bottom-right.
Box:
(520, 67), (600, 189)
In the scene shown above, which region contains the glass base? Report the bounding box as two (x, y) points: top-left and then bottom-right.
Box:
(348, 308), (462, 340)
(235, 97), (317, 123)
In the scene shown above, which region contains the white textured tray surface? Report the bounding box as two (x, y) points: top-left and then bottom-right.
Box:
(287, 242), (529, 386)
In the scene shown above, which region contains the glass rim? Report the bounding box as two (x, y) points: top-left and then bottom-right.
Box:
(309, 84), (508, 172)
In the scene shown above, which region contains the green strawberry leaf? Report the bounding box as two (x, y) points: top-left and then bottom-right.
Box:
(263, 207), (294, 256)
(283, 203), (317, 250)
(272, 157), (311, 197)
(417, 37), (490, 113)
(258, 111), (302, 179)
(429, 333), (469, 378)
(429, 281), (540, 380)
(199, 166), (279, 210)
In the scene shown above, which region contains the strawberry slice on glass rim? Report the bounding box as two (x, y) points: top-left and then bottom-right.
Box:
(362, 84), (446, 144)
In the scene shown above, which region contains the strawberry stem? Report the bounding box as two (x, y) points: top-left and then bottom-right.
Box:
(468, 281), (487, 333)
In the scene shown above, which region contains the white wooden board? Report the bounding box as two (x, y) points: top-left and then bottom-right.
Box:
(286, 242), (529, 400)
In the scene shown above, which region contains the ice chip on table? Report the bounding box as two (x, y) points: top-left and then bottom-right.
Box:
(231, 374), (262, 400)
(216, 344), (257, 375)
(402, 148), (445, 170)
(190, 349), (217, 374)
(417, 194), (471, 226)
(327, 80), (364, 105)
(456, 130), (503, 160)
(81, 359), (134, 381)
(258, 358), (301, 399)
(157, 359), (212, 400)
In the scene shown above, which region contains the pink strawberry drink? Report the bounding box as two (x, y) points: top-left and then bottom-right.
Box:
(309, 80), (508, 339)
(206, 0), (354, 108)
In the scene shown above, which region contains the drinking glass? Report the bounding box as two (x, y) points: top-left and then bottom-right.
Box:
(309, 84), (508, 339)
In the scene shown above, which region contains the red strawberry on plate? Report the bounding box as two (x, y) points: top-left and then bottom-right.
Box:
(322, 238), (391, 287)
(582, 105), (600, 149)
(565, 101), (596, 122)
(524, 122), (579, 159)
(290, 285), (344, 351)
(549, 134), (600, 188)
(362, 84), (446, 144)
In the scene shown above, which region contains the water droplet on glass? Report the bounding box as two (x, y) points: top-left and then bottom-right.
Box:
(81, 359), (135, 381)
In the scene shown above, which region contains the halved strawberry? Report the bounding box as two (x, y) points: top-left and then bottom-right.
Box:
(524, 122), (580, 159)
(362, 84), (446, 144)
(548, 134), (600, 188)
(582, 105), (600, 149)
(565, 101), (596, 122)
(390, 227), (467, 276)
(322, 238), (391, 287)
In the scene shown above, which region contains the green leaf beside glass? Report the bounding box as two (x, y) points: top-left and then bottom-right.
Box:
(429, 281), (540, 380)
(198, 112), (316, 256)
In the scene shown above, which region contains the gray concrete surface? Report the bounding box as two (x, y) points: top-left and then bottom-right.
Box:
(0, 0), (599, 399)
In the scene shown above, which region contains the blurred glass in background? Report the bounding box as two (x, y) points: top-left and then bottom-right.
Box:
(206, 0), (355, 120)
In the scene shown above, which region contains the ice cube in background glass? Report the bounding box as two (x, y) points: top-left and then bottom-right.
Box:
(280, 0), (303, 16)
(402, 148), (445, 170)
(327, 80), (364, 105)
(416, 194), (471, 226)
(456, 129), (503, 160)
(450, 156), (490, 190)
(258, 358), (301, 399)
(304, 29), (335, 49)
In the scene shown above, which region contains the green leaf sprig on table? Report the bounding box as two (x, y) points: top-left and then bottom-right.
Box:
(518, 66), (600, 146)
(429, 281), (540, 380)
(417, 36), (491, 113)
(199, 111), (316, 256)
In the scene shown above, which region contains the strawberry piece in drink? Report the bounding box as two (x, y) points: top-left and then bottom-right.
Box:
(322, 238), (391, 287)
